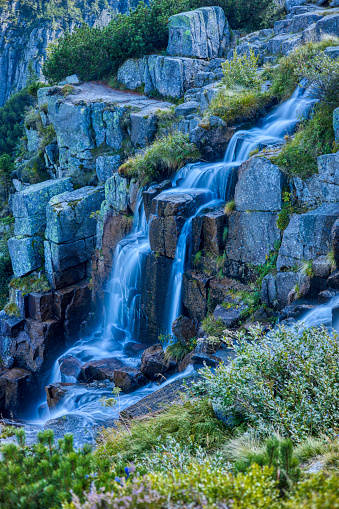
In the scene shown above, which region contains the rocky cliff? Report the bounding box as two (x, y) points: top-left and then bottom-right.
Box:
(0, 0), (145, 107)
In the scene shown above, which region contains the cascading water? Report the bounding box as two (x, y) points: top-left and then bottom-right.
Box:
(36, 85), (322, 443)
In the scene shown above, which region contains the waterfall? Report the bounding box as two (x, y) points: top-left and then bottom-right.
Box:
(38, 85), (320, 439)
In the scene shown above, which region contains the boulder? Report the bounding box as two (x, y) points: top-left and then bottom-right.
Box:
(234, 158), (285, 212)
(324, 46), (339, 59)
(191, 352), (222, 368)
(8, 236), (43, 277)
(46, 186), (104, 244)
(192, 206), (227, 257)
(149, 190), (209, 258)
(45, 186), (104, 289)
(274, 13), (323, 35)
(285, 0), (306, 13)
(78, 357), (124, 382)
(12, 318), (64, 373)
(189, 123), (236, 161)
(174, 101), (200, 117)
(327, 270), (339, 289)
(0, 368), (35, 418)
(27, 292), (54, 321)
(45, 382), (74, 409)
(315, 14), (339, 41)
(140, 344), (177, 381)
(226, 211), (280, 265)
(117, 58), (146, 89)
(143, 180), (172, 221)
(182, 270), (211, 321)
(261, 272), (301, 309)
(277, 204), (339, 270)
(113, 367), (148, 393)
(59, 355), (82, 380)
(123, 342), (148, 356)
(172, 315), (199, 345)
(294, 153), (339, 207)
(96, 155), (121, 182)
(130, 103), (173, 148)
(213, 301), (247, 328)
(139, 253), (173, 344)
(313, 255), (332, 279)
(105, 174), (130, 214)
(12, 178), (72, 236)
(167, 7), (230, 59)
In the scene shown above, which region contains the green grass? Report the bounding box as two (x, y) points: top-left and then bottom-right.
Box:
(209, 89), (273, 126)
(96, 398), (228, 463)
(272, 103), (337, 178)
(118, 132), (201, 185)
(9, 272), (50, 295)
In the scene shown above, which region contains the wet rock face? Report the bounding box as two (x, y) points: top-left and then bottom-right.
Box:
(167, 7), (230, 59)
(59, 356), (82, 380)
(172, 316), (198, 345)
(140, 344), (177, 381)
(192, 206), (228, 257)
(45, 382), (74, 409)
(44, 186), (104, 290)
(0, 367), (36, 418)
(149, 190), (209, 258)
(139, 252), (173, 344)
(78, 358), (124, 383)
(182, 270), (211, 321)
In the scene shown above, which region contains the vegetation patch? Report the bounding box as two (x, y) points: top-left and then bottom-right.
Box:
(118, 132), (200, 185)
(9, 272), (50, 295)
(194, 324), (339, 441)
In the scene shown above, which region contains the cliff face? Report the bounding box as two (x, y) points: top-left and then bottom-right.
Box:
(0, 0), (141, 107)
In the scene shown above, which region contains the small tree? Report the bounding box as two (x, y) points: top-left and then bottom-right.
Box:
(0, 154), (14, 200)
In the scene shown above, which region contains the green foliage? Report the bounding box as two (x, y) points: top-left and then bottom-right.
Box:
(0, 89), (33, 157)
(193, 325), (339, 441)
(68, 463), (280, 509)
(222, 49), (262, 90)
(254, 240), (280, 286)
(193, 250), (202, 267)
(202, 315), (226, 339)
(0, 154), (14, 200)
(43, 0), (274, 84)
(96, 398), (228, 463)
(224, 199), (235, 214)
(272, 102), (336, 178)
(0, 429), (115, 509)
(9, 272), (50, 295)
(285, 473), (339, 509)
(118, 132), (200, 185)
(165, 341), (191, 362)
(277, 192), (294, 231)
(234, 436), (301, 494)
(4, 302), (21, 317)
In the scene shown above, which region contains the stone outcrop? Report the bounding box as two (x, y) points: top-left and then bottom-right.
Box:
(118, 55), (225, 99)
(167, 7), (230, 59)
(0, 366), (36, 418)
(44, 186), (105, 289)
(113, 367), (148, 393)
(277, 204), (339, 271)
(0, 0), (144, 106)
(78, 358), (124, 382)
(294, 153), (339, 207)
(140, 344), (177, 381)
(8, 178), (72, 277)
(225, 158), (283, 266)
(37, 84), (173, 178)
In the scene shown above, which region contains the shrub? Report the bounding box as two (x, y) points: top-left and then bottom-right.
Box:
(118, 132), (200, 185)
(284, 473), (339, 509)
(222, 49), (262, 90)
(193, 325), (339, 441)
(67, 463), (280, 509)
(201, 315), (226, 339)
(0, 89), (33, 157)
(43, 0), (275, 84)
(0, 429), (115, 509)
(0, 216), (14, 309)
